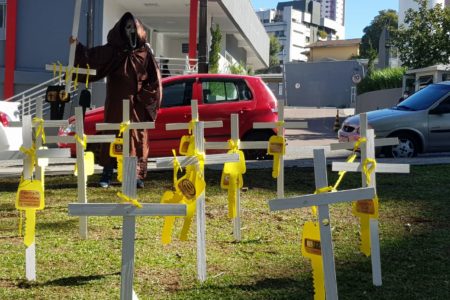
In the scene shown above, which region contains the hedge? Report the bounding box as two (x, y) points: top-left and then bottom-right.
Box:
(357, 67), (406, 95)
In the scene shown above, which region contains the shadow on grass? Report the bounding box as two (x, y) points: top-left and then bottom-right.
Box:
(0, 202), (15, 212)
(37, 218), (78, 231)
(37, 272), (120, 287)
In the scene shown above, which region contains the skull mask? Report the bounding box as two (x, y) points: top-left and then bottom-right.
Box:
(124, 18), (137, 49)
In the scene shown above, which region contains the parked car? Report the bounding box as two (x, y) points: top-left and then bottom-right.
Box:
(338, 82), (450, 158)
(0, 101), (22, 151)
(58, 74), (278, 159)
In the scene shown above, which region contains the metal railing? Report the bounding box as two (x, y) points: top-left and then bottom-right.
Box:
(156, 56), (198, 77)
(4, 56), (198, 119)
(4, 76), (79, 119)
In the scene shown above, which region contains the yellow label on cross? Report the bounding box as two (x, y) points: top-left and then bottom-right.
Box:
(16, 180), (44, 210)
(109, 138), (123, 157)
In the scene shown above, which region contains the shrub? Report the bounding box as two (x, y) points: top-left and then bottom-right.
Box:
(357, 67), (406, 95)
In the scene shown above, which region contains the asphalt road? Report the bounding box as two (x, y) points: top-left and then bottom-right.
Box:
(1, 107), (450, 177)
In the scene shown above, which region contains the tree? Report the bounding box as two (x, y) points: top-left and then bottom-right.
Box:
(209, 24), (222, 74)
(269, 35), (281, 67)
(360, 9), (398, 58)
(395, 0), (450, 69)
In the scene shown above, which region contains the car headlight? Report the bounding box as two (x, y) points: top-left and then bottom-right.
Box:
(60, 123), (76, 135)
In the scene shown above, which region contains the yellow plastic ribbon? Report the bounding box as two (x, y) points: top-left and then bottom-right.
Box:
(331, 137), (367, 191)
(117, 156), (123, 183)
(362, 158), (377, 185)
(58, 62), (63, 81)
(172, 149), (182, 185)
(74, 134), (87, 150)
(117, 192), (142, 208)
(73, 65), (79, 90)
(19, 145), (36, 175)
(221, 140), (246, 218)
(188, 118), (198, 134)
(267, 135), (286, 178)
(16, 178), (44, 246)
(52, 63), (57, 79)
(32, 117), (46, 144)
(310, 186), (335, 217)
(64, 66), (73, 85)
(85, 64), (90, 88)
(118, 121), (130, 137)
(160, 132), (206, 244)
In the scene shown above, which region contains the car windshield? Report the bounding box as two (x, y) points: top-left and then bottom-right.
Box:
(395, 84), (450, 111)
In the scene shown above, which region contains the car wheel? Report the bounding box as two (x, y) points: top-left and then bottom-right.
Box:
(388, 133), (418, 158)
(242, 130), (274, 160)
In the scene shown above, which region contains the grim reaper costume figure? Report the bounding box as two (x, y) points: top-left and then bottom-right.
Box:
(73, 12), (162, 188)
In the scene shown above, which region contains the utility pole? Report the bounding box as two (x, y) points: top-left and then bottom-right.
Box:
(87, 0), (94, 48)
(198, 0), (208, 73)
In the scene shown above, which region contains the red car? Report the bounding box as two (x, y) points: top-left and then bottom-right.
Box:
(58, 74), (278, 159)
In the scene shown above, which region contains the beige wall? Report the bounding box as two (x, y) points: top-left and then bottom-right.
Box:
(310, 45), (359, 61)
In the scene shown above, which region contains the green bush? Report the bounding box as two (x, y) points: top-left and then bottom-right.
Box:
(357, 67), (406, 95)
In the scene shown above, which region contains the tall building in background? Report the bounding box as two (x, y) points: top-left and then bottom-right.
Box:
(256, 0), (345, 63)
(315, 0), (345, 26)
(399, 0), (446, 25)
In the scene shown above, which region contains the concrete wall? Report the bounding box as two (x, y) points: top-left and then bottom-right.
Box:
(284, 60), (363, 107)
(219, 0), (269, 67)
(355, 88), (402, 114)
(225, 34), (247, 66)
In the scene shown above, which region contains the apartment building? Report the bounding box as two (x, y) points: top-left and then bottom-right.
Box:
(256, 0), (345, 63)
(316, 0), (345, 26)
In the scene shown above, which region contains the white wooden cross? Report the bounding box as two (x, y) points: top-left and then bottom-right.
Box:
(46, 107), (116, 239)
(269, 148), (376, 300)
(330, 113), (410, 286)
(68, 157), (186, 300)
(156, 100), (239, 282)
(44, 0), (96, 93)
(96, 99), (155, 176)
(205, 114), (267, 241)
(253, 100), (308, 198)
(0, 115), (70, 282)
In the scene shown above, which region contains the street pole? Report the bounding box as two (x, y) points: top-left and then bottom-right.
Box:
(198, 0), (208, 73)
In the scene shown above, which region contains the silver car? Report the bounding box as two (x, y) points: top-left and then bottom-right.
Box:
(338, 82), (450, 157)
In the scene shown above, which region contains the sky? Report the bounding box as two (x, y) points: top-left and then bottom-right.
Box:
(251, 0), (398, 39)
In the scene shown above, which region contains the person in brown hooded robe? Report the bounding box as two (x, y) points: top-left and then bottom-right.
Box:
(71, 12), (162, 188)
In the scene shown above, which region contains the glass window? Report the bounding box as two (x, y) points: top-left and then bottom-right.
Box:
(201, 80), (252, 104)
(161, 81), (193, 108)
(0, 2), (6, 40)
(396, 84), (450, 111)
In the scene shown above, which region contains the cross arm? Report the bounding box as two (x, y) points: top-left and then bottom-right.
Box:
(68, 203), (186, 217)
(44, 64), (97, 76)
(9, 120), (69, 128)
(46, 135), (116, 144)
(253, 121), (308, 130)
(37, 148), (71, 158)
(204, 141), (268, 150)
(96, 122), (155, 131)
(165, 121), (223, 131)
(332, 162), (410, 173)
(156, 153), (239, 168)
(330, 137), (399, 151)
(269, 187), (376, 211)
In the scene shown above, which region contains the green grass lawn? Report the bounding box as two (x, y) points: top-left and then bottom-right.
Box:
(1, 165), (449, 299)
